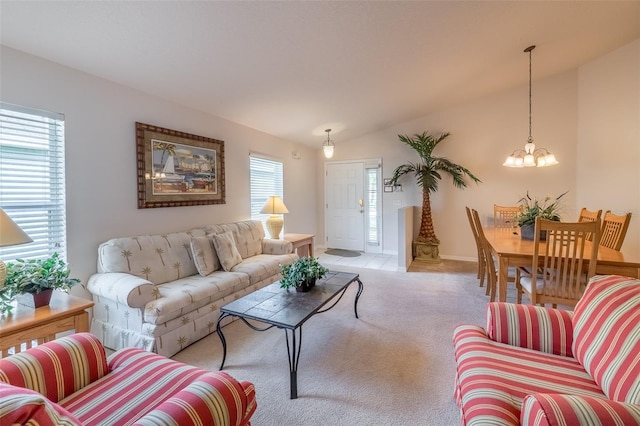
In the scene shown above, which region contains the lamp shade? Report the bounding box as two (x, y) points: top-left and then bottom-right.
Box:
(0, 208), (32, 247)
(260, 196), (289, 215)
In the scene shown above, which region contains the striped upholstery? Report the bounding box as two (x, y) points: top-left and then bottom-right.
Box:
(0, 333), (108, 402)
(521, 394), (640, 425)
(0, 333), (256, 426)
(486, 302), (574, 357)
(454, 275), (640, 425)
(573, 275), (640, 404)
(0, 382), (82, 426)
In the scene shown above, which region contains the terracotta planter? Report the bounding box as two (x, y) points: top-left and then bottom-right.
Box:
(16, 289), (54, 309)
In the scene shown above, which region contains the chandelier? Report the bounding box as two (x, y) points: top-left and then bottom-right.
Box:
(503, 45), (558, 168)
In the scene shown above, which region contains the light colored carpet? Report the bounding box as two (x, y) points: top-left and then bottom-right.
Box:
(172, 260), (495, 425)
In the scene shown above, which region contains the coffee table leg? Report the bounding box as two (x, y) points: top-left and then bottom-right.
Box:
(216, 313), (230, 370)
(284, 327), (303, 399)
(354, 278), (364, 319)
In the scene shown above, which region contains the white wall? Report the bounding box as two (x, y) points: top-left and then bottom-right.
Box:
(577, 39), (640, 256)
(1, 46), (318, 297)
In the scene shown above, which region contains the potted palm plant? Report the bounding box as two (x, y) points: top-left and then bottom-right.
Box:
(0, 252), (80, 311)
(389, 131), (481, 262)
(279, 256), (329, 292)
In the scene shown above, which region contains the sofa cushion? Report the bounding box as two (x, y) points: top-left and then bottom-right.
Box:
(0, 382), (81, 426)
(212, 231), (243, 272)
(205, 220), (264, 259)
(572, 275), (640, 404)
(454, 325), (606, 425)
(98, 229), (207, 285)
(191, 234), (221, 276)
(231, 253), (298, 285)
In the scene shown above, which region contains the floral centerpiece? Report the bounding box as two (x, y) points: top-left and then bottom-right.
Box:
(515, 191), (567, 240)
(279, 256), (329, 293)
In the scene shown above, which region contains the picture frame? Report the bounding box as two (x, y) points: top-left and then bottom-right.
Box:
(136, 122), (225, 208)
(384, 185), (393, 193)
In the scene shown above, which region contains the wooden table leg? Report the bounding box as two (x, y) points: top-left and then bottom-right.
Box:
(499, 256), (509, 302)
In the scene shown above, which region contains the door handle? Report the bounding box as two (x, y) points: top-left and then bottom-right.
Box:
(358, 199), (364, 213)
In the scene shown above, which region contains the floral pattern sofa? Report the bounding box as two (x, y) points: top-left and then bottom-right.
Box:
(453, 274), (640, 425)
(88, 220), (297, 357)
(0, 333), (256, 425)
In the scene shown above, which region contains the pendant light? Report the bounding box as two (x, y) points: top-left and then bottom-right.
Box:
(322, 129), (335, 159)
(503, 45), (558, 168)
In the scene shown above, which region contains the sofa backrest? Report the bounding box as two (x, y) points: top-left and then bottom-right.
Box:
(204, 220), (264, 259)
(98, 228), (206, 285)
(572, 275), (640, 404)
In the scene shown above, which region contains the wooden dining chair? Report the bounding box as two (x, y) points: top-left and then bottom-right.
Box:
(472, 209), (497, 301)
(466, 207), (487, 289)
(516, 217), (601, 308)
(600, 211), (632, 251)
(577, 207), (602, 241)
(493, 205), (521, 229)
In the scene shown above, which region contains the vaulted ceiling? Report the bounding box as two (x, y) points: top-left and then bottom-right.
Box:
(1, 1), (639, 146)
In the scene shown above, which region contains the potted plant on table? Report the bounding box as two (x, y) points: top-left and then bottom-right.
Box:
(279, 256), (329, 293)
(515, 191), (567, 240)
(0, 252), (80, 312)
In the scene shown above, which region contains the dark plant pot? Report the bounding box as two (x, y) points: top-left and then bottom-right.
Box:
(520, 224), (547, 241)
(296, 278), (316, 293)
(16, 289), (54, 308)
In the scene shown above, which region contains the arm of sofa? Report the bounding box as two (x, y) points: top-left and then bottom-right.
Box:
(262, 238), (294, 255)
(521, 394), (640, 425)
(87, 272), (157, 308)
(486, 302), (574, 357)
(0, 333), (108, 403)
(132, 371), (257, 426)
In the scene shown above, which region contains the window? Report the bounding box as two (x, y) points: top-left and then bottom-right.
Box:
(249, 154), (284, 235)
(0, 103), (67, 262)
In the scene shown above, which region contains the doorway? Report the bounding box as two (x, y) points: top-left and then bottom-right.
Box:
(324, 159), (381, 253)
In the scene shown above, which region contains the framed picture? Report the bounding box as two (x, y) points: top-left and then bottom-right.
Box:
(383, 178), (392, 186)
(384, 185), (393, 193)
(136, 122), (225, 208)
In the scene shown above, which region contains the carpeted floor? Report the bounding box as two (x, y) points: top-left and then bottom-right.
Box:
(172, 260), (495, 425)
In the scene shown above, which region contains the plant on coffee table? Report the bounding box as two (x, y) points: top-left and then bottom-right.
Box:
(279, 256), (329, 292)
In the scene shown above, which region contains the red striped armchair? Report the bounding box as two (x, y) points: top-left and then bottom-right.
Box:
(453, 275), (640, 425)
(0, 333), (256, 426)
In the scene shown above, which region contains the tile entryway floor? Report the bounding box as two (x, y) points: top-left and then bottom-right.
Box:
(316, 249), (398, 271)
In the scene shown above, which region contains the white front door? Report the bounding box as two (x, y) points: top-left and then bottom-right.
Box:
(325, 162), (365, 251)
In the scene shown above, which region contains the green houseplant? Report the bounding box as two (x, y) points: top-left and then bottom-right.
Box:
(516, 191), (567, 240)
(0, 252), (80, 312)
(389, 131), (481, 262)
(279, 256), (329, 293)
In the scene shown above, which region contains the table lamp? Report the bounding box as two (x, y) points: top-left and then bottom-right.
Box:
(0, 208), (33, 286)
(260, 196), (289, 239)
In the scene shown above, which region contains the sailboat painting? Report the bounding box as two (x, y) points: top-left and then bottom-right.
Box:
(151, 139), (217, 195)
(137, 122), (225, 209)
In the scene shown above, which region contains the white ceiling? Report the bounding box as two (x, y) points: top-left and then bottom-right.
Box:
(1, 1), (639, 146)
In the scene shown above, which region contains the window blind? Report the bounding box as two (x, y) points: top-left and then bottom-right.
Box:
(249, 154), (284, 233)
(0, 102), (68, 262)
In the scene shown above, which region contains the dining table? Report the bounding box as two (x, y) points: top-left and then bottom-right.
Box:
(482, 226), (640, 302)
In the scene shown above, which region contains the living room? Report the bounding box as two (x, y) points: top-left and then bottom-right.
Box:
(1, 2), (639, 425)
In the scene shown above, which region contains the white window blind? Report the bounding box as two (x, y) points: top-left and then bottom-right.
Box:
(0, 102), (68, 262)
(249, 154), (284, 233)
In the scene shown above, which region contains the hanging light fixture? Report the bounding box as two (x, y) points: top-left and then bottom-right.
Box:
(322, 128), (335, 159)
(503, 45), (558, 168)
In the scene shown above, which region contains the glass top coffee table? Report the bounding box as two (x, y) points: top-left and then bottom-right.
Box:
(216, 270), (363, 399)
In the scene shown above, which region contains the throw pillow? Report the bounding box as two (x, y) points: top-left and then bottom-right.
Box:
(0, 382), (81, 426)
(211, 231), (243, 272)
(190, 235), (221, 276)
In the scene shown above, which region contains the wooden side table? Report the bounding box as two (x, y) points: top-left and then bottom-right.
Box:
(283, 233), (315, 257)
(0, 291), (94, 358)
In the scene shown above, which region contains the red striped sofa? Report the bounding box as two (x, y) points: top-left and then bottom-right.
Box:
(0, 333), (256, 425)
(453, 274), (640, 425)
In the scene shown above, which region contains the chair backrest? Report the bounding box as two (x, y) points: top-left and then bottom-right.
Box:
(599, 211), (632, 251)
(472, 209), (497, 301)
(493, 204), (521, 229)
(530, 218), (601, 307)
(577, 208), (602, 241)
